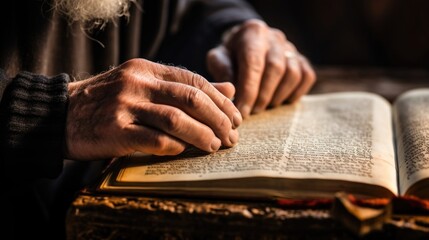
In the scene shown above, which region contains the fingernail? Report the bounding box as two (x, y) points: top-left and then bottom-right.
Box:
(210, 138), (221, 152)
(239, 105), (251, 119)
(229, 129), (239, 146)
(232, 111), (242, 128)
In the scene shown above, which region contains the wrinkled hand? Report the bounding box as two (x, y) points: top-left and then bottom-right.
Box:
(66, 58), (242, 160)
(207, 19), (316, 118)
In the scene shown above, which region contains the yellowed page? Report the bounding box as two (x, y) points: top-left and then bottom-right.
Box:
(118, 92), (397, 195)
(393, 88), (429, 195)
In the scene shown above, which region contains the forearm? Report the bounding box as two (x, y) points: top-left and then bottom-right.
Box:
(0, 71), (69, 179)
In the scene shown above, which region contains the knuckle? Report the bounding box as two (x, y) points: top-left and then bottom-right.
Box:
(185, 87), (205, 109)
(115, 69), (132, 81)
(221, 95), (233, 110)
(216, 115), (232, 132)
(111, 64), (141, 86)
(190, 72), (207, 90)
(242, 19), (267, 31)
(157, 64), (175, 80)
(266, 57), (286, 75)
(285, 41), (297, 52)
(163, 109), (184, 133)
(271, 28), (287, 41)
(121, 58), (144, 70)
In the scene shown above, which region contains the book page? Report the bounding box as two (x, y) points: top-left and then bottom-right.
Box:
(117, 92), (397, 195)
(393, 89), (429, 195)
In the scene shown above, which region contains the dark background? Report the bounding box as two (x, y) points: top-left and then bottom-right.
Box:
(247, 0), (429, 69)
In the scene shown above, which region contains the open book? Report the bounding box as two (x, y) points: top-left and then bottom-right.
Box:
(95, 89), (429, 200)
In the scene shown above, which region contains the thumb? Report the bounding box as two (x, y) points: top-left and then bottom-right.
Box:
(206, 45), (234, 83)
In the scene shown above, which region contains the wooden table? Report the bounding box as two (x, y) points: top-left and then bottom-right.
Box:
(66, 67), (429, 240)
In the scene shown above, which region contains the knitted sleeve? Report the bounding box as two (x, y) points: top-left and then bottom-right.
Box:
(0, 71), (69, 180)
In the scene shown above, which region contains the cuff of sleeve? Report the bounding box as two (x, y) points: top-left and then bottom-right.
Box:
(0, 72), (69, 179)
(205, 2), (262, 36)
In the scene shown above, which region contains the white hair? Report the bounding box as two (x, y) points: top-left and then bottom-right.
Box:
(53, 0), (134, 29)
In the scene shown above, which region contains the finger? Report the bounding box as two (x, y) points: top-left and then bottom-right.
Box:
(288, 56), (317, 102)
(270, 57), (302, 106)
(252, 45), (286, 114)
(131, 103), (222, 153)
(233, 22), (269, 118)
(158, 64), (242, 129)
(126, 124), (188, 156)
(206, 46), (234, 83)
(150, 80), (239, 147)
(211, 82), (236, 100)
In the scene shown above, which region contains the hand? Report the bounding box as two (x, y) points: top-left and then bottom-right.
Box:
(66, 58), (242, 160)
(207, 19), (316, 118)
